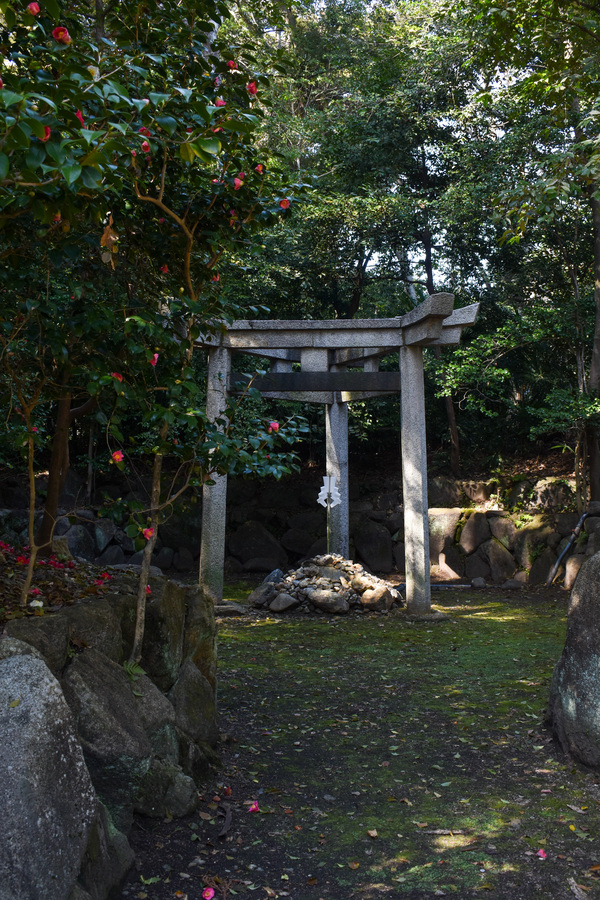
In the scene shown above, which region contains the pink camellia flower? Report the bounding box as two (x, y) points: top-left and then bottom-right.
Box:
(233, 177), (243, 191)
(248, 801), (260, 813)
(52, 25), (72, 44)
(142, 527), (154, 540)
(112, 450), (124, 463)
(215, 97), (226, 107)
(111, 371), (123, 382)
(150, 352), (159, 366)
(159, 264), (169, 273)
(139, 126), (151, 137)
(203, 889), (215, 900)
(40, 125), (51, 142)
(0, 78), (3, 90)
(32, 426), (38, 432)
(75, 109), (84, 126)
(212, 127), (223, 133)
(27, 2), (40, 14)
(146, 585), (152, 595)
(247, 81), (258, 95)
(29, 587), (41, 596)
(268, 421), (279, 433)
(131, 149), (137, 157)
(141, 140), (150, 153)
(255, 163), (264, 174)
(227, 60), (236, 69)
(158, 217), (166, 224)
(279, 198), (290, 209)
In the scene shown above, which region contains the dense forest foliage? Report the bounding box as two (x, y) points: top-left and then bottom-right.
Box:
(2, 0), (600, 514)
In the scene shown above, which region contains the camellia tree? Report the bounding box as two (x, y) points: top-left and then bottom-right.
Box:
(0, 0), (305, 649)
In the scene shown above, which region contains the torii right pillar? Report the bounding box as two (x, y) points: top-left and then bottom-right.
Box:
(400, 343), (431, 615)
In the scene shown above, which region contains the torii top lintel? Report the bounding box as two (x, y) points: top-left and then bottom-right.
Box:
(199, 294), (479, 355)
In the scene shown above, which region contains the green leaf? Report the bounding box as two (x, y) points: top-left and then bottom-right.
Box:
(81, 167), (102, 188)
(1, 91), (24, 108)
(61, 164), (82, 185)
(0, 153), (9, 180)
(174, 87), (193, 102)
(179, 142), (195, 163)
(155, 115), (178, 136)
(194, 137), (221, 156)
(149, 92), (170, 106)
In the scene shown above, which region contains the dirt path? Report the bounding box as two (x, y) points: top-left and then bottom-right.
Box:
(117, 586), (600, 900)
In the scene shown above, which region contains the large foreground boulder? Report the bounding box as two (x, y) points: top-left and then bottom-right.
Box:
(548, 553), (600, 767)
(0, 655), (97, 900)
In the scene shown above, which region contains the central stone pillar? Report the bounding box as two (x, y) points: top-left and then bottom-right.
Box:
(325, 398), (349, 557)
(199, 346), (231, 602)
(400, 345), (431, 615)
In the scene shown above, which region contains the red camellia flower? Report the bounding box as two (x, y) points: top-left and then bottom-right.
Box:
(255, 163), (264, 174)
(227, 60), (236, 69)
(75, 109), (84, 126)
(111, 371), (123, 382)
(27, 2), (40, 14)
(215, 97), (226, 107)
(211, 273), (220, 282)
(40, 125), (51, 142)
(247, 81), (258, 95)
(158, 217), (166, 223)
(233, 177), (243, 191)
(279, 198), (290, 209)
(146, 585), (152, 595)
(0, 78), (3, 90)
(268, 421), (279, 433)
(159, 264), (169, 274)
(141, 140), (150, 153)
(131, 149), (137, 157)
(138, 126), (151, 137)
(150, 352), (159, 366)
(52, 26), (72, 44)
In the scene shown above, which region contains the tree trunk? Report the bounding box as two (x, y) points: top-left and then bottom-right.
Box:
(35, 393), (72, 553)
(587, 185), (600, 500)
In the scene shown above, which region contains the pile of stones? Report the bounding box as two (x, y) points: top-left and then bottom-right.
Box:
(248, 554), (403, 615)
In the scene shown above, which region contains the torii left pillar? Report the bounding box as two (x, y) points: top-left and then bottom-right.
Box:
(199, 346), (231, 602)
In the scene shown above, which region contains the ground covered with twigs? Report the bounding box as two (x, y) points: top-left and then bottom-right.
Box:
(117, 584), (600, 900)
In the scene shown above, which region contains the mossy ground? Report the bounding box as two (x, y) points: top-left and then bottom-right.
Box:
(119, 585), (600, 900)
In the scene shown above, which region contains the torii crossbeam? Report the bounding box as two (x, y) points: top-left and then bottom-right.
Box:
(197, 294), (478, 615)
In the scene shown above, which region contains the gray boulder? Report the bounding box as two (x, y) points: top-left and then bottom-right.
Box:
(464, 547), (491, 581)
(5, 614), (70, 674)
(307, 588), (349, 615)
(428, 508), (461, 562)
(65, 524), (96, 562)
(564, 554), (585, 590)
(63, 599), (123, 663)
(459, 513), (491, 554)
(481, 538), (516, 584)
(353, 519), (393, 573)
(61, 649), (152, 832)
(269, 592), (301, 612)
(548, 553), (600, 767)
(168, 659), (219, 746)
(0, 655), (97, 900)
(488, 514), (517, 550)
(95, 545), (126, 566)
(248, 582), (278, 608)
(228, 521), (288, 569)
(513, 515), (552, 568)
(360, 584), (394, 612)
(76, 801), (134, 900)
(528, 546), (557, 585)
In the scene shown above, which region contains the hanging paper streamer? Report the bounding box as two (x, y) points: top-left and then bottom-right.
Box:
(317, 475), (341, 508)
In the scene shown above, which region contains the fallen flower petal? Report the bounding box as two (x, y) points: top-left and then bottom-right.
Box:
(248, 801), (260, 812)
(146, 585), (152, 595)
(536, 848), (547, 859)
(202, 889), (215, 900)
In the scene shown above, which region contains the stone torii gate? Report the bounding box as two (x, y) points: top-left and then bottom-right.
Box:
(198, 293), (478, 615)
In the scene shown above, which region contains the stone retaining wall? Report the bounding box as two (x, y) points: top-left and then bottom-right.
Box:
(0, 572), (218, 900)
